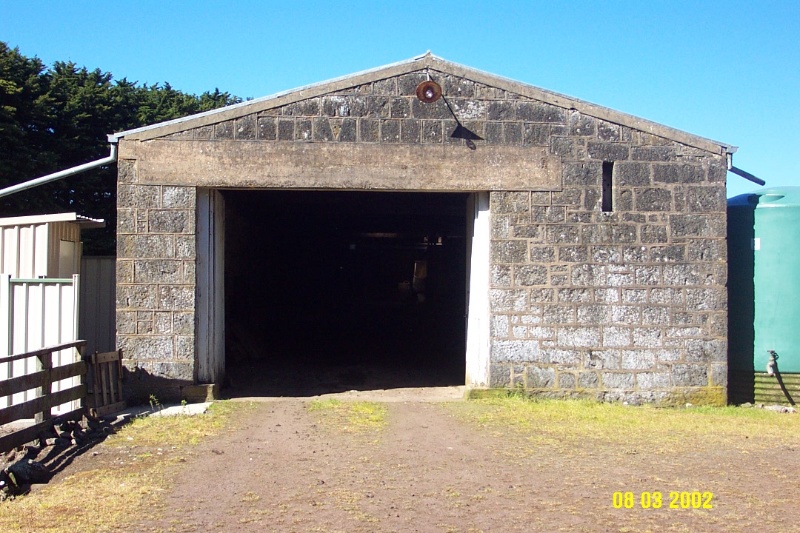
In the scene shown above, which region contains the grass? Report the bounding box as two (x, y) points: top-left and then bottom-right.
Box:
(0, 400), (248, 533)
(307, 399), (388, 434)
(448, 396), (800, 451)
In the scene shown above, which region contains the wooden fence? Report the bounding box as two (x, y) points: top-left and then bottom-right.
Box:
(0, 340), (87, 453)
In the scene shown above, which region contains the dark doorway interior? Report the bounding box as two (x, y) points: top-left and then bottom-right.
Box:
(223, 190), (468, 396)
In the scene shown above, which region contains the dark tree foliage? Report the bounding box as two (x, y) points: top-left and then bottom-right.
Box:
(0, 42), (240, 254)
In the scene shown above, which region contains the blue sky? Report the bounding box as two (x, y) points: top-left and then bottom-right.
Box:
(1, 0), (797, 198)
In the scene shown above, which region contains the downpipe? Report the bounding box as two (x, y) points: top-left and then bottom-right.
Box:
(0, 142), (118, 199)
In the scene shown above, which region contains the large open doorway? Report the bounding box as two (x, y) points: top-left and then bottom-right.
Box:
(221, 190), (471, 396)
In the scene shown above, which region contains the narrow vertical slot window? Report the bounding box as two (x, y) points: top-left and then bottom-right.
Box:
(601, 161), (614, 212)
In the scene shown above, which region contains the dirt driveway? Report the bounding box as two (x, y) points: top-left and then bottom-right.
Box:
(137, 398), (798, 533)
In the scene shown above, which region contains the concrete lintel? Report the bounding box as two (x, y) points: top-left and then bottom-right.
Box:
(121, 140), (562, 192)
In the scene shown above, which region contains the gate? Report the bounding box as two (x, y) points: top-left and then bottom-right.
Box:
(0, 274), (80, 413)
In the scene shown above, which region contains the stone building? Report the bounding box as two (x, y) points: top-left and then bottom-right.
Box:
(111, 53), (732, 404)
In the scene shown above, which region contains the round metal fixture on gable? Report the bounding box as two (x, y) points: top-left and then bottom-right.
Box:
(415, 80), (442, 103)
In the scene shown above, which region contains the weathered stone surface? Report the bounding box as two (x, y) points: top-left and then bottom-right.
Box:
(116, 66), (729, 406)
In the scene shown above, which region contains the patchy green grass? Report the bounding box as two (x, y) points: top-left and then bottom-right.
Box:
(448, 396), (800, 451)
(307, 399), (388, 434)
(0, 400), (250, 533)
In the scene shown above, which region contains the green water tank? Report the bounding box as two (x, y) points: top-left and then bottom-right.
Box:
(728, 187), (800, 375)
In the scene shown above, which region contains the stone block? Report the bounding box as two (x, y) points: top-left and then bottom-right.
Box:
(175, 235), (195, 259)
(194, 125), (213, 140)
(654, 164), (705, 183)
(235, 115), (256, 140)
(118, 159), (136, 183)
(585, 350), (621, 370)
(442, 76), (476, 98)
(512, 225), (541, 239)
(623, 289), (647, 303)
(529, 245), (555, 262)
(148, 210), (194, 234)
(595, 288), (620, 304)
(117, 335), (174, 360)
(543, 305), (574, 324)
(516, 101), (565, 123)
(548, 349), (581, 365)
(372, 77), (397, 95)
(159, 286), (195, 310)
(569, 113), (596, 136)
(633, 328), (662, 347)
(397, 72), (426, 95)
(313, 117), (334, 141)
(602, 326), (631, 347)
(504, 123), (522, 145)
(359, 119), (379, 142)
(400, 119), (421, 143)
(672, 364), (708, 387)
(256, 117), (275, 141)
(277, 119), (294, 140)
(214, 121), (234, 139)
(587, 142), (630, 161)
(117, 209), (135, 234)
(449, 98), (487, 121)
(620, 350), (656, 370)
(514, 265), (548, 286)
(491, 240), (528, 263)
(527, 366), (556, 388)
(635, 188), (673, 211)
(118, 184), (161, 209)
(687, 186), (725, 212)
(117, 284), (157, 310)
(631, 146), (676, 161)
(411, 98), (450, 120)
(635, 266), (661, 285)
(295, 119), (312, 141)
(636, 371), (671, 390)
(487, 101), (515, 121)
(173, 312), (194, 335)
(489, 289), (528, 311)
(546, 225), (580, 244)
(380, 120), (400, 143)
(421, 120), (443, 143)
(557, 327), (601, 348)
(338, 118), (357, 142)
(558, 246), (588, 263)
(597, 122), (621, 141)
(175, 335), (195, 360)
(489, 364), (511, 387)
(642, 307), (669, 325)
(558, 373), (577, 389)
(490, 264), (512, 286)
(711, 363), (727, 387)
(485, 122), (503, 144)
(134, 260), (183, 284)
(154, 312), (172, 334)
(162, 186), (195, 209)
(686, 339), (727, 362)
(579, 371), (599, 388)
(614, 162), (651, 186)
(562, 161), (601, 186)
(491, 339), (542, 362)
(570, 264), (606, 285)
(686, 288), (726, 311)
(529, 288), (554, 302)
(390, 97), (410, 118)
(557, 288), (592, 303)
(550, 136), (575, 157)
(523, 123), (549, 146)
(491, 315), (510, 337)
(602, 372), (635, 389)
(117, 311), (136, 334)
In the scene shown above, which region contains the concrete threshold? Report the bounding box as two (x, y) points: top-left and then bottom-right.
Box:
(230, 385), (467, 403)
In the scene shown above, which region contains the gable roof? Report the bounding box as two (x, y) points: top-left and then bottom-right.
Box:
(110, 52), (735, 156)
